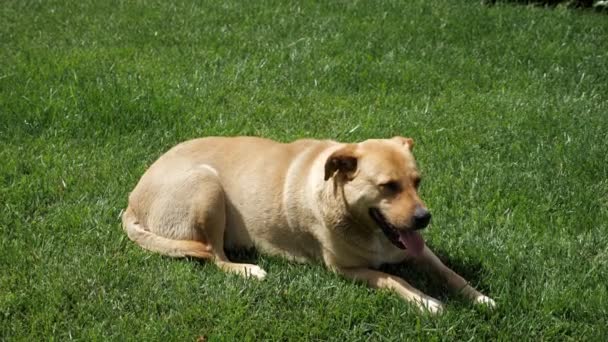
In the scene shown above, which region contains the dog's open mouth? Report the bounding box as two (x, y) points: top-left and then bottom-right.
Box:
(369, 208), (425, 256)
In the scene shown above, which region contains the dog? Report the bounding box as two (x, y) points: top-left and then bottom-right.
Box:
(122, 136), (495, 313)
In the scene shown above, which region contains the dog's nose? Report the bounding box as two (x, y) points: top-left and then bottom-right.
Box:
(413, 206), (431, 230)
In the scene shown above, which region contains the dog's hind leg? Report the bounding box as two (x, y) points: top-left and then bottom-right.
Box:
(124, 164), (266, 280)
(122, 206), (213, 259)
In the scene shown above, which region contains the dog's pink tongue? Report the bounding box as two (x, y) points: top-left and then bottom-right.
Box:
(399, 231), (425, 256)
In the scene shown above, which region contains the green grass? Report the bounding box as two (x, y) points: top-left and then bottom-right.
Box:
(2, 0), (607, 339)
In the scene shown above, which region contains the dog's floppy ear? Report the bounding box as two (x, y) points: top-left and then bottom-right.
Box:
(324, 144), (358, 181)
(392, 136), (414, 151)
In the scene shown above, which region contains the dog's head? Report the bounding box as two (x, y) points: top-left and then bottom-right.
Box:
(324, 136), (430, 256)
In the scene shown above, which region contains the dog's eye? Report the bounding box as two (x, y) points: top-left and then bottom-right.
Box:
(380, 181), (401, 193)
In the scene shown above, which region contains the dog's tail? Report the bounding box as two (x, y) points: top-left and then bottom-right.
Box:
(121, 206), (214, 259)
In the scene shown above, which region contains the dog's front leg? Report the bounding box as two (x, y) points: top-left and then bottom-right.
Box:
(337, 267), (443, 314)
(414, 245), (496, 308)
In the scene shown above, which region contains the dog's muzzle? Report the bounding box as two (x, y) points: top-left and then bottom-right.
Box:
(369, 207), (428, 255)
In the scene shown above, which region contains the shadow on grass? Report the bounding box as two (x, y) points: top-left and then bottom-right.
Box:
(224, 245), (490, 299)
(379, 245), (491, 302)
(484, 0), (607, 11)
(224, 248), (263, 264)
(185, 248), (263, 267)
(189, 244), (491, 304)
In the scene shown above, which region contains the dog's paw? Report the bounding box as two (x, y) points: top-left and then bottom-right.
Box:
(419, 298), (444, 315)
(245, 265), (267, 280)
(474, 295), (496, 308)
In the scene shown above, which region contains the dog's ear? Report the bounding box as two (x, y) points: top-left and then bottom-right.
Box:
(324, 145), (358, 181)
(392, 136), (414, 151)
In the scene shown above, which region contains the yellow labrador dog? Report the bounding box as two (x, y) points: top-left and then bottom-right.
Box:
(122, 136), (495, 313)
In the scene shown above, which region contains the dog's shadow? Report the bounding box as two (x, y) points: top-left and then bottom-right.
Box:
(213, 246), (489, 304)
(379, 246), (490, 302)
(224, 248), (263, 264)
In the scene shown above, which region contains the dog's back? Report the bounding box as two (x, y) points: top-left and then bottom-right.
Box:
(127, 136), (334, 258)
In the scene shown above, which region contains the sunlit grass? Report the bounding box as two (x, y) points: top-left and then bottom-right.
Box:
(1, 0), (607, 339)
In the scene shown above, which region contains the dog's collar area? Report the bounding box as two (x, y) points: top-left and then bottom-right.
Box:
(369, 208), (406, 250)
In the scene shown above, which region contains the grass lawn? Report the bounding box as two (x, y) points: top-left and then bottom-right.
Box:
(1, 0), (607, 339)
